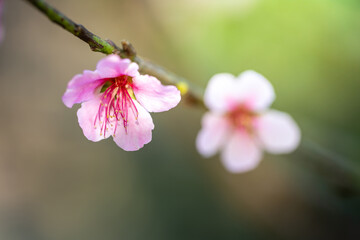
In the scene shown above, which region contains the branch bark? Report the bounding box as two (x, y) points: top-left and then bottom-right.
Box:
(24, 0), (205, 108)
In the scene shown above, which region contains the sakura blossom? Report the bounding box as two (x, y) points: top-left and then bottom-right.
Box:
(62, 54), (181, 151)
(196, 71), (301, 173)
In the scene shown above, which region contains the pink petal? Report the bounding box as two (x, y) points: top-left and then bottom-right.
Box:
(112, 101), (154, 151)
(204, 73), (236, 113)
(132, 75), (181, 112)
(234, 71), (275, 112)
(62, 70), (106, 108)
(256, 110), (301, 154)
(77, 96), (112, 142)
(221, 131), (262, 173)
(96, 54), (139, 79)
(196, 113), (230, 157)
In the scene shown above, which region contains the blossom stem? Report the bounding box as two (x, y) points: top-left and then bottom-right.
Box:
(24, 0), (205, 107)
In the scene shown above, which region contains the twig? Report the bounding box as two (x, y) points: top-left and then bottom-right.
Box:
(24, 0), (205, 107)
(23, 0), (359, 194)
(299, 138), (360, 197)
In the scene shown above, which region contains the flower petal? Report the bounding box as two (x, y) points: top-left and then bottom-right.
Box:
(196, 113), (230, 157)
(256, 110), (301, 154)
(96, 54), (139, 79)
(112, 101), (154, 151)
(77, 97), (112, 142)
(234, 71), (275, 111)
(62, 70), (106, 108)
(204, 73), (237, 113)
(132, 75), (181, 112)
(221, 131), (262, 173)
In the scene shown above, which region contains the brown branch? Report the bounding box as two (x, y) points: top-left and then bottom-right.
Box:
(24, 0), (205, 107)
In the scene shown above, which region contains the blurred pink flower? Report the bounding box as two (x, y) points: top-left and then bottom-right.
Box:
(196, 71), (300, 173)
(63, 55), (181, 151)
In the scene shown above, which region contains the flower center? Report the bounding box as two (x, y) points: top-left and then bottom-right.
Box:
(94, 75), (138, 137)
(227, 105), (256, 134)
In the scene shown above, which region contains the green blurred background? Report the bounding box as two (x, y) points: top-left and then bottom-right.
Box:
(0, 0), (360, 239)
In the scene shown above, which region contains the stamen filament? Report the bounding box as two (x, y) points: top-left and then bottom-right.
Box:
(94, 76), (139, 138)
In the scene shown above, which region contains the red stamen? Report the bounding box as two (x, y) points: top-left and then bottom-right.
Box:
(227, 105), (256, 134)
(94, 76), (138, 137)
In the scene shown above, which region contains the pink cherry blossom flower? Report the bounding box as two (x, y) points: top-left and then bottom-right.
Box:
(196, 71), (301, 173)
(62, 54), (181, 151)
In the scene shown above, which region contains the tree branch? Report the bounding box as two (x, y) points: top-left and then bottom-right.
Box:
(24, 0), (205, 107)
(23, 0), (359, 194)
